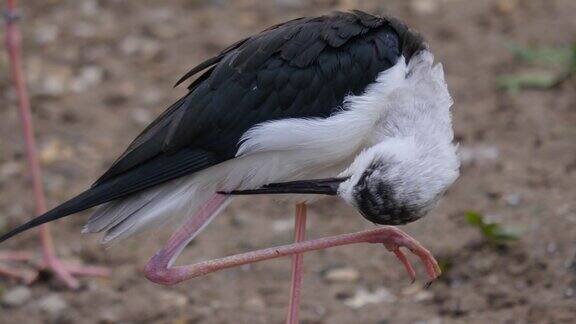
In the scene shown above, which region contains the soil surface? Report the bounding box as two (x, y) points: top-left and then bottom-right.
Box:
(1, 0), (575, 323)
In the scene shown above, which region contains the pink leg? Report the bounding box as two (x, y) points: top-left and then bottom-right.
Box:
(2, 2), (110, 289)
(0, 248), (109, 287)
(144, 198), (441, 286)
(286, 203), (306, 324)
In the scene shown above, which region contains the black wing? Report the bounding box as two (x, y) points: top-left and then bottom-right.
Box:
(96, 11), (424, 184)
(0, 11), (424, 242)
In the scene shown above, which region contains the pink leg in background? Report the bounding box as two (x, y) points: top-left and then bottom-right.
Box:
(286, 203), (307, 324)
(1, 0), (109, 289)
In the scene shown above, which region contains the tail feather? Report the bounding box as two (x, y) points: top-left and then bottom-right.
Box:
(0, 186), (105, 243)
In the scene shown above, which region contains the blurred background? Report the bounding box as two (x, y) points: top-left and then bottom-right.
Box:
(1, 0), (575, 323)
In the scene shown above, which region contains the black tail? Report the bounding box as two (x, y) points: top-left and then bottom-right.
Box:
(0, 149), (220, 244)
(0, 186), (107, 243)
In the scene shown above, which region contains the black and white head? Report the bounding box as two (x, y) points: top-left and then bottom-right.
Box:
(336, 139), (460, 225)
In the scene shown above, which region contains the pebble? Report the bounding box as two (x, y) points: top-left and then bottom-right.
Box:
(496, 0), (518, 14)
(72, 22), (98, 38)
(27, 61), (74, 97)
(460, 145), (500, 165)
(120, 36), (162, 60)
(79, 0), (100, 16)
(158, 291), (188, 308)
(410, 0), (439, 15)
(140, 88), (163, 105)
(244, 296), (266, 309)
(38, 294), (69, 318)
(414, 317), (443, 324)
(272, 219), (293, 233)
(40, 140), (74, 165)
(1, 286), (32, 307)
(402, 284), (434, 303)
(71, 65), (105, 93)
(34, 24), (60, 45)
(272, 0), (307, 9)
(343, 287), (396, 309)
(0, 161), (22, 179)
(504, 193), (522, 206)
(131, 108), (154, 125)
(323, 266), (360, 283)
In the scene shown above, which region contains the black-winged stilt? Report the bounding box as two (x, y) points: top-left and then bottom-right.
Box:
(0, 10), (459, 322)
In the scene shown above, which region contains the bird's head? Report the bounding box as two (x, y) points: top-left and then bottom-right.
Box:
(338, 138), (460, 225)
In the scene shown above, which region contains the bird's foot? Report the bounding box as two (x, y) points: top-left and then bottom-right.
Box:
(366, 227), (441, 285)
(41, 254), (111, 289)
(0, 250), (110, 289)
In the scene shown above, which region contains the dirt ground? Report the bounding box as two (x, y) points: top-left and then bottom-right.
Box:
(1, 0), (575, 323)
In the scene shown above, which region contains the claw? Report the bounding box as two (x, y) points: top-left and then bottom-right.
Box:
(378, 227), (441, 284)
(386, 244), (416, 284)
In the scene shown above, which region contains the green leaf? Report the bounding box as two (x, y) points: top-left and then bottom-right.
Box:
(497, 73), (558, 92)
(507, 43), (573, 67)
(464, 211), (520, 246)
(465, 211), (484, 227)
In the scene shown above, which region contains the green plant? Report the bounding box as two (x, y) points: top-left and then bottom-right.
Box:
(465, 211), (520, 246)
(498, 43), (576, 92)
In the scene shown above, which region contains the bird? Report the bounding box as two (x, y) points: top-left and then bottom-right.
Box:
(0, 9), (458, 314)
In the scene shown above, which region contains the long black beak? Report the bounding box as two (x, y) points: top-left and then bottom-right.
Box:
(220, 177), (348, 196)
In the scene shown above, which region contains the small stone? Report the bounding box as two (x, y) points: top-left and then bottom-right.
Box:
(504, 194), (521, 206)
(140, 88), (163, 105)
(120, 36), (161, 60)
(401, 283), (434, 303)
(547, 242), (557, 254)
(38, 294), (69, 318)
(343, 287), (396, 309)
(413, 290), (434, 303)
(153, 25), (179, 39)
(323, 266), (360, 283)
(131, 108), (153, 125)
(34, 24), (60, 45)
(410, 0), (439, 15)
(99, 309), (120, 323)
(272, 0), (307, 9)
(73, 22), (98, 38)
(414, 317), (443, 324)
(272, 219), (293, 233)
(79, 0), (100, 16)
(0, 161), (22, 179)
(1, 286), (32, 307)
(39, 140), (74, 165)
(71, 65), (104, 93)
(159, 291), (188, 308)
(27, 61), (74, 97)
(244, 296), (266, 309)
(495, 0), (518, 14)
(459, 145), (500, 165)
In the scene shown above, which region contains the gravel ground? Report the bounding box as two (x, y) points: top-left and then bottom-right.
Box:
(1, 0), (575, 323)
